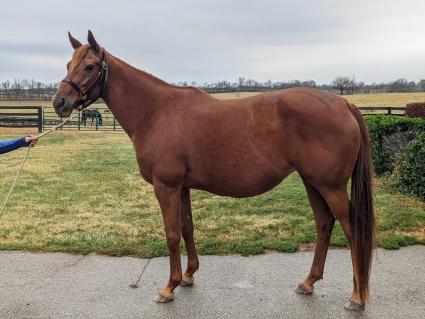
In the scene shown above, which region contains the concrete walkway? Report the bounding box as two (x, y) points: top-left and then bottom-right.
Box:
(0, 246), (424, 319)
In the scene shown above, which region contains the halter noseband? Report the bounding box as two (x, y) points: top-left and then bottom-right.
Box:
(61, 48), (109, 110)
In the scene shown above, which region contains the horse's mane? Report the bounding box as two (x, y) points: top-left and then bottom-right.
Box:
(112, 54), (209, 96)
(73, 45), (209, 97)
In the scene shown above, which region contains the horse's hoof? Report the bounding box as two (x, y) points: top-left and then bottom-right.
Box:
(344, 297), (365, 311)
(180, 274), (194, 287)
(153, 289), (174, 303)
(295, 280), (314, 295)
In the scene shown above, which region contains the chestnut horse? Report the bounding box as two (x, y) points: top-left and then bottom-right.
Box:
(53, 31), (376, 311)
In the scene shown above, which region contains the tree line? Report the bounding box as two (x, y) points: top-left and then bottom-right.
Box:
(1, 76), (425, 100)
(183, 76), (425, 95)
(0, 79), (59, 100)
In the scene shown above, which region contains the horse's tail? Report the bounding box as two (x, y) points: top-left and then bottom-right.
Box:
(347, 103), (376, 303)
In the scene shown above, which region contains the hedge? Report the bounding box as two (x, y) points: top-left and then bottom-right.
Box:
(397, 133), (425, 200)
(406, 103), (425, 121)
(364, 115), (425, 176)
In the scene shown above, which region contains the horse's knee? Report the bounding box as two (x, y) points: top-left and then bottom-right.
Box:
(166, 234), (181, 250)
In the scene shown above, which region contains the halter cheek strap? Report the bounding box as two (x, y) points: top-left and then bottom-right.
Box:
(61, 49), (109, 110)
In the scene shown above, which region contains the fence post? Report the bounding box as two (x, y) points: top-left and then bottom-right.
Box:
(113, 115), (116, 131)
(42, 106), (45, 132)
(78, 112), (81, 130)
(388, 107), (392, 115)
(95, 108), (99, 131)
(37, 106), (42, 133)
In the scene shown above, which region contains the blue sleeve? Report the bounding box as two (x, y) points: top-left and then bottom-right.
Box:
(0, 137), (29, 154)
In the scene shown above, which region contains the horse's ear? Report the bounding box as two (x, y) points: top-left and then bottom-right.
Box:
(68, 31), (82, 49)
(87, 30), (100, 53)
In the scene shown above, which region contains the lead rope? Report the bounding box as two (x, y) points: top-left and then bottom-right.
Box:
(0, 112), (79, 217)
(129, 258), (151, 288)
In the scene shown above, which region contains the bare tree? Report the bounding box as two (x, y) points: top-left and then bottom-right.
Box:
(419, 79), (425, 92)
(266, 79), (273, 89)
(331, 76), (352, 95)
(301, 80), (316, 88)
(244, 79), (258, 90)
(389, 79), (409, 93)
(13, 78), (22, 97)
(350, 76), (356, 95)
(237, 76), (244, 96)
(1, 80), (11, 98)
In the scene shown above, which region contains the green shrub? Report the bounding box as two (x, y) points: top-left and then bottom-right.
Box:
(396, 133), (425, 200)
(406, 102), (425, 120)
(380, 234), (419, 250)
(365, 115), (425, 175)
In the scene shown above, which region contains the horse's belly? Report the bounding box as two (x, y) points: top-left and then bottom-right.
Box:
(187, 160), (293, 198)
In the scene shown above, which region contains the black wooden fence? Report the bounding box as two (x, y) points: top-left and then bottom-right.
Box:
(358, 106), (405, 115)
(0, 106), (43, 132)
(0, 106), (407, 133)
(42, 108), (121, 131)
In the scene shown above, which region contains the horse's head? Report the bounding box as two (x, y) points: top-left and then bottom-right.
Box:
(52, 30), (108, 117)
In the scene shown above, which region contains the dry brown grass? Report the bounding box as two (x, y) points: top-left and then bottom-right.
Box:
(2, 91), (425, 109)
(211, 91), (425, 107)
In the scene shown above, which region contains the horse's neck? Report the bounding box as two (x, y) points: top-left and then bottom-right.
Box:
(102, 54), (175, 136)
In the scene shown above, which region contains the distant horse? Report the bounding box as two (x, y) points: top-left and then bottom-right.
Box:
(81, 109), (102, 126)
(53, 31), (375, 311)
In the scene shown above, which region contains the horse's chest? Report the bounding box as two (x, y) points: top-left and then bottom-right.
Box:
(134, 154), (155, 184)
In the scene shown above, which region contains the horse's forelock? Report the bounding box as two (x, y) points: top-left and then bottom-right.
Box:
(69, 45), (91, 70)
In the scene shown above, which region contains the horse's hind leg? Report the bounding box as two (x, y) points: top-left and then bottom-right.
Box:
(180, 188), (199, 287)
(295, 178), (335, 295)
(316, 186), (364, 311)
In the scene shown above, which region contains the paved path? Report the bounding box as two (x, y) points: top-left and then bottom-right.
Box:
(0, 246), (424, 319)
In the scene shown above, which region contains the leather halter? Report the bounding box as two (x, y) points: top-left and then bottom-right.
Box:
(61, 48), (109, 110)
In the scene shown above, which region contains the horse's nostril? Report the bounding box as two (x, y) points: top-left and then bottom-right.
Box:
(60, 97), (65, 107)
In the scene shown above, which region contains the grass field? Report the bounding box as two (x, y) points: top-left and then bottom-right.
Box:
(213, 92), (425, 106)
(0, 132), (423, 257)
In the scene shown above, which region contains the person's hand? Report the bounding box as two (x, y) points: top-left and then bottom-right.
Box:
(25, 135), (38, 147)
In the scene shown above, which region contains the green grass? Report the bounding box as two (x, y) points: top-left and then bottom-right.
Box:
(0, 132), (423, 257)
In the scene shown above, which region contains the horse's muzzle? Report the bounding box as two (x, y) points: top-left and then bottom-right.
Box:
(52, 94), (74, 117)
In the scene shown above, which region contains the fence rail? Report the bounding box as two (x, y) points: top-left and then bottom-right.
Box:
(0, 106), (407, 133)
(358, 106), (405, 115)
(42, 108), (122, 131)
(0, 106), (43, 132)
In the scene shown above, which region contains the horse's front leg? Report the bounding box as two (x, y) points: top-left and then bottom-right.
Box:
(180, 188), (199, 287)
(153, 178), (183, 303)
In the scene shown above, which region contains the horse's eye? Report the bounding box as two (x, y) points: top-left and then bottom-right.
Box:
(85, 65), (95, 72)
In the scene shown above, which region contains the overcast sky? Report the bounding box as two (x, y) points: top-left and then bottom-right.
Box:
(1, 0), (424, 84)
